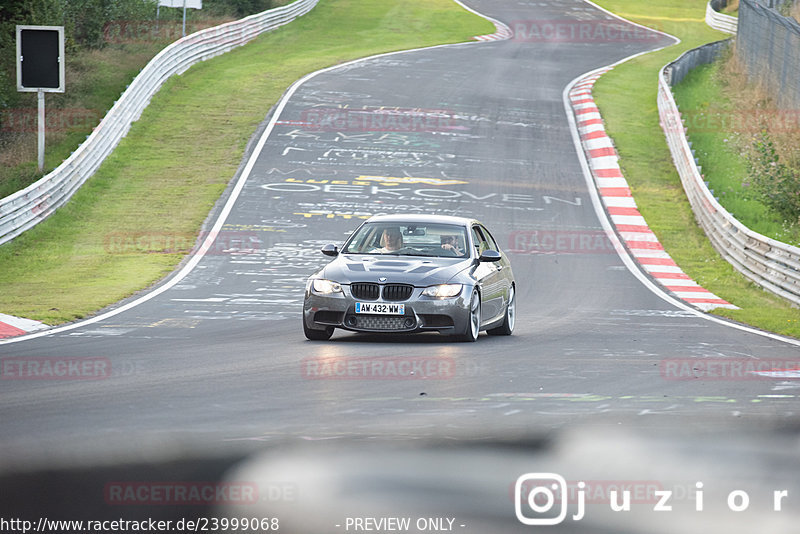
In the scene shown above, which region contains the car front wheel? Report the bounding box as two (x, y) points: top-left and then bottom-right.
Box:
(303, 318), (334, 341)
(457, 290), (481, 342)
(488, 284), (515, 336)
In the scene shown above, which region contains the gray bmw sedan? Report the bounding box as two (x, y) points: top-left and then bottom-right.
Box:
(302, 214), (515, 341)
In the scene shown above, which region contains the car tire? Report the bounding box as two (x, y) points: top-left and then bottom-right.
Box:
(303, 318), (334, 341)
(457, 290), (481, 342)
(488, 284), (515, 336)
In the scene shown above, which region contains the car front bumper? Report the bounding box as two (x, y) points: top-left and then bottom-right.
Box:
(302, 284), (472, 335)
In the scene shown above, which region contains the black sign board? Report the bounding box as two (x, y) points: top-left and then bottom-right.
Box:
(16, 26), (65, 93)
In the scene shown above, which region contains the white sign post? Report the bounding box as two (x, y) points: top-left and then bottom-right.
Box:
(16, 25), (65, 172)
(38, 90), (44, 172)
(158, 0), (203, 37)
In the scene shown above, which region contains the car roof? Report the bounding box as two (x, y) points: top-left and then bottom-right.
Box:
(363, 214), (477, 226)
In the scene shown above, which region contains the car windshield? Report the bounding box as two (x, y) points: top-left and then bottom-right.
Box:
(342, 222), (469, 257)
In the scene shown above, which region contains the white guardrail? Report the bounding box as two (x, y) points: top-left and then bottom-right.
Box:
(0, 0), (318, 247)
(706, 0), (738, 34)
(659, 46), (800, 307)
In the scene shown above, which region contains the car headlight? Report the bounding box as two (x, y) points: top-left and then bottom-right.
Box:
(312, 279), (343, 294)
(422, 283), (463, 298)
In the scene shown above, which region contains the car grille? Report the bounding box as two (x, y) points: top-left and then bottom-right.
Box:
(354, 315), (411, 331)
(351, 283), (380, 300)
(382, 284), (413, 301)
(350, 283), (414, 301)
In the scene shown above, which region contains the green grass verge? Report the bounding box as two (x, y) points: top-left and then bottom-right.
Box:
(592, 0), (800, 338)
(672, 58), (800, 245)
(0, 0), (494, 325)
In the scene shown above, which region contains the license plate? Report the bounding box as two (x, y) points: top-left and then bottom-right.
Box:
(355, 302), (405, 315)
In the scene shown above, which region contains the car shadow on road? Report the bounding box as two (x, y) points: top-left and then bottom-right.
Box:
(324, 332), (482, 344)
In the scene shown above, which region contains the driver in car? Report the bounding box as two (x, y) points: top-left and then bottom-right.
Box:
(371, 227), (403, 253)
(440, 235), (462, 255)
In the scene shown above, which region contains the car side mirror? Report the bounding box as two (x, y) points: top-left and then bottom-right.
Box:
(321, 244), (339, 257)
(478, 250), (502, 262)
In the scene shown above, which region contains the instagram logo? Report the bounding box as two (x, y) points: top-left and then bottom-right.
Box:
(514, 473), (791, 523)
(515, 473), (583, 525)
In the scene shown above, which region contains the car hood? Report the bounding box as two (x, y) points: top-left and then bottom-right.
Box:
(322, 255), (473, 286)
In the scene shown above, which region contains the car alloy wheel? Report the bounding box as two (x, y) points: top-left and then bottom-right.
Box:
(459, 290), (481, 342)
(488, 284), (515, 336)
(303, 318), (334, 341)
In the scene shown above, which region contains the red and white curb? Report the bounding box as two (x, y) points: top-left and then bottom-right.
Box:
(451, 0), (512, 42)
(0, 313), (48, 339)
(569, 69), (738, 312)
(474, 20), (513, 41)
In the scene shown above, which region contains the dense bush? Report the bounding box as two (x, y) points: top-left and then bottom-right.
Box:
(778, 0), (800, 18)
(747, 132), (800, 223)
